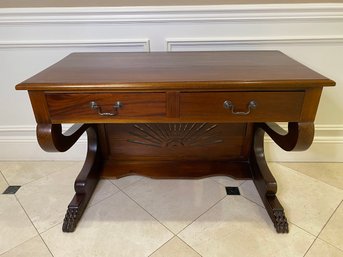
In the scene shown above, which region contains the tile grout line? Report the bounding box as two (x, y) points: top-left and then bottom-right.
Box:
(87, 182), (122, 209)
(173, 195), (229, 256)
(0, 168), (10, 187)
(147, 235), (204, 257)
(239, 186), (323, 238)
(302, 237), (318, 257)
(240, 194), (264, 208)
(262, 163), (343, 239)
(118, 178), (232, 239)
(304, 237), (343, 257)
(238, 180), (266, 208)
(176, 194), (227, 236)
(0, 235), (37, 256)
(175, 236), (204, 257)
(108, 176), (145, 191)
(36, 180), (123, 235)
(239, 189), (320, 238)
(1, 161), (83, 189)
(0, 161), (79, 256)
(147, 236), (176, 257)
(312, 199), (343, 252)
(303, 199), (343, 257)
(115, 178), (241, 257)
(33, 178), (146, 236)
(100, 178), (216, 257)
(118, 186), (176, 236)
(209, 176), (247, 188)
(276, 163), (343, 193)
(316, 199), (342, 237)
(13, 194), (55, 257)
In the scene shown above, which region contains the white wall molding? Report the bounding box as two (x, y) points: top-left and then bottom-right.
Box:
(166, 36), (343, 51)
(0, 39), (150, 51)
(0, 3), (343, 24)
(0, 124), (342, 161)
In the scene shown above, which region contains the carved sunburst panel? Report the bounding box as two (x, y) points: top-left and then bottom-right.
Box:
(127, 123), (223, 148)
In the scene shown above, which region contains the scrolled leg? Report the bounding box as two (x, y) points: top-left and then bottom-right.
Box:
(251, 126), (289, 233)
(62, 126), (102, 232)
(251, 122), (315, 233)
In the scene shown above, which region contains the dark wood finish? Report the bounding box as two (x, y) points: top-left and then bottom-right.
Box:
(166, 91), (180, 118)
(28, 91), (51, 123)
(251, 126), (288, 233)
(62, 125), (102, 232)
(300, 88), (323, 121)
(16, 51), (335, 233)
(101, 160), (252, 179)
(103, 123), (247, 161)
(260, 122), (314, 151)
(46, 93), (166, 123)
(180, 91), (304, 122)
(37, 123), (89, 152)
(17, 51), (335, 91)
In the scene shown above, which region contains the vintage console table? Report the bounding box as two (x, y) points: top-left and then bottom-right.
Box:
(16, 51), (335, 233)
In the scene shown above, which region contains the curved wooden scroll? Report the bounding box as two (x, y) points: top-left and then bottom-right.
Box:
(62, 126), (102, 232)
(258, 122), (314, 151)
(251, 126), (289, 233)
(36, 123), (89, 152)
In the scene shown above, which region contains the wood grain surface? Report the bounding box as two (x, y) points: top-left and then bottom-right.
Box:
(16, 51), (335, 91)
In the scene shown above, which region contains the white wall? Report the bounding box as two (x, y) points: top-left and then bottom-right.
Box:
(0, 3), (342, 161)
(2, 0), (343, 8)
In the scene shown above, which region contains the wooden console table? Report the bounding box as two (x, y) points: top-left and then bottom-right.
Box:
(16, 51), (335, 233)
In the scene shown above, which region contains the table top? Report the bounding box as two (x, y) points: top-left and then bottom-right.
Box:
(16, 51), (335, 91)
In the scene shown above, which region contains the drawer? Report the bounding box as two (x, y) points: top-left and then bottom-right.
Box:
(180, 91), (305, 122)
(46, 93), (166, 123)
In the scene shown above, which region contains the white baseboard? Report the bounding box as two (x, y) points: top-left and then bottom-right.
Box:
(0, 125), (342, 162)
(265, 141), (343, 162)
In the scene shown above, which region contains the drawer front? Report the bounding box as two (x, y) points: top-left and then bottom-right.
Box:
(47, 93), (166, 123)
(180, 91), (305, 122)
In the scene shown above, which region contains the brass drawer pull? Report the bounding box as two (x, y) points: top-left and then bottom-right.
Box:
(90, 101), (122, 116)
(223, 100), (257, 115)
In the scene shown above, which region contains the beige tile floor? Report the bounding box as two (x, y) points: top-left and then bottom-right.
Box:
(0, 161), (342, 257)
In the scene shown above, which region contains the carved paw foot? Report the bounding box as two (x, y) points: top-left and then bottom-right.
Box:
(274, 210), (289, 233)
(62, 208), (79, 232)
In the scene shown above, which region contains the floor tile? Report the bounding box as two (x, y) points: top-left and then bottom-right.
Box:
(0, 161), (81, 186)
(123, 178), (227, 234)
(15, 165), (80, 233)
(41, 191), (173, 257)
(319, 202), (343, 251)
(110, 175), (144, 190)
(0, 195), (37, 255)
(179, 196), (315, 257)
(88, 179), (120, 207)
(1, 236), (52, 257)
(16, 163), (120, 234)
(211, 176), (245, 187)
(0, 172), (8, 193)
(268, 163), (343, 235)
(280, 163), (343, 190)
(150, 237), (201, 257)
(239, 180), (264, 207)
(305, 239), (343, 257)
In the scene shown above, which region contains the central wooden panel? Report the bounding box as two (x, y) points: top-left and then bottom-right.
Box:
(100, 123), (253, 179)
(102, 123), (250, 161)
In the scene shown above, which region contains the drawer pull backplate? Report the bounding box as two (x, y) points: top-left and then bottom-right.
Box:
(90, 101), (122, 116)
(223, 100), (257, 115)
